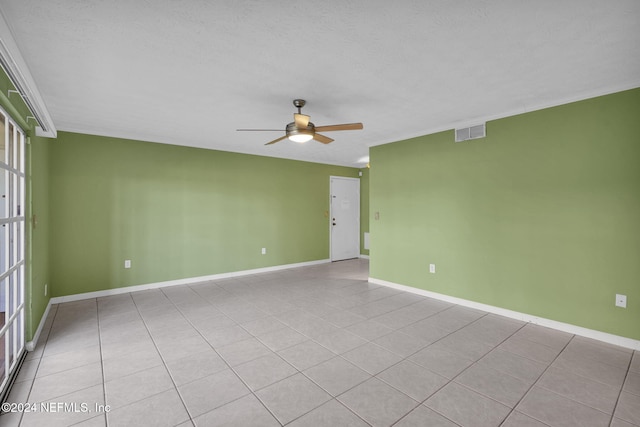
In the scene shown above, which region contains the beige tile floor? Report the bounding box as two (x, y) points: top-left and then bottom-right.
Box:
(1, 259), (639, 426)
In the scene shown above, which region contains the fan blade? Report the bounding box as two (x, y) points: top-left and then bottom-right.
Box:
(314, 133), (334, 144)
(237, 129), (283, 131)
(294, 113), (310, 128)
(315, 123), (363, 132)
(265, 135), (288, 145)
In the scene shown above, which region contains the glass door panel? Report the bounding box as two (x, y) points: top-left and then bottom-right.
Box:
(0, 107), (25, 397)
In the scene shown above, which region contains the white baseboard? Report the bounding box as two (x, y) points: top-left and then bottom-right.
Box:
(26, 301), (52, 351)
(26, 260), (329, 351)
(49, 259), (331, 305)
(369, 277), (640, 351)
(359, 254), (370, 260)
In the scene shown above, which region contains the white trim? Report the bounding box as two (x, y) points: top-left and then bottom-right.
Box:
(25, 300), (52, 351)
(0, 11), (56, 137)
(369, 277), (640, 351)
(28, 260), (328, 349)
(369, 82), (640, 149)
(359, 254), (370, 260)
(50, 259), (331, 304)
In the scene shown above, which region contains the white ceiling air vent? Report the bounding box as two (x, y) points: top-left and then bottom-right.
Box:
(455, 123), (486, 142)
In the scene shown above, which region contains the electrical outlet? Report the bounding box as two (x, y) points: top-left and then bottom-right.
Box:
(374, 212), (380, 220)
(261, 248), (266, 255)
(615, 294), (627, 308)
(429, 264), (436, 274)
(124, 259), (131, 269)
(44, 283), (48, 296)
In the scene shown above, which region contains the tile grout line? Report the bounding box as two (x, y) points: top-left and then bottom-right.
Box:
(17, 303), (102, 421)
(492, 324), (564, 427)
(497, 334), (577, 427)
(530, 338), (634, 423)
(128, 291), (195, 426)
(293, 360), (375, 426)
(91, 298), (108, 427)
(14, 260), (635, 427)
(194, 274), (381, 426)
(222, 290), (377, 426)
(296, 310), (499, 426)
(11, 304), (58, 427)
(161, 283), (286, 427)
(223, 282), (370, 426)
(273, 293), (514, 424)
(406, 313), (529, 426)
(556, 343), (636, 388)
(607, 350), (635, 427)
(11, 270), (512, 425)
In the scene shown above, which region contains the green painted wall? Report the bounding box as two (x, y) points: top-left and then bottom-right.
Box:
(370, 88), (640, 340)
(360, 168), (370, 256)
(50, 131), (359, 297)
(27, 135), (50, 341)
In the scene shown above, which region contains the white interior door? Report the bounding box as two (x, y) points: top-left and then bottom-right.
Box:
(330, 176), (360, 261)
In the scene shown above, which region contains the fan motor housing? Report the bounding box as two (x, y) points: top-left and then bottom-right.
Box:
(286, 122), (315, 138)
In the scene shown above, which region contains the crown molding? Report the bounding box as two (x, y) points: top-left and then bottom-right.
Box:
(0, 9), (56, 137)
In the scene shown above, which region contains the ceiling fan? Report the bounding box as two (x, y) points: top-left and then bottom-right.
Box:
(237, 99), (363, 145)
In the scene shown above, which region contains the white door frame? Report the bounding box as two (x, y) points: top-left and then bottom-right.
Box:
(0, 106), (25, 398)
(329, 176), (360, 261)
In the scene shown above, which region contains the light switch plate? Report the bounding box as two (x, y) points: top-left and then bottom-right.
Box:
(615, 294), (627, 308)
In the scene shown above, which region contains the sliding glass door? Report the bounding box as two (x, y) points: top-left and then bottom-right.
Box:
(0, 107), (25, 395)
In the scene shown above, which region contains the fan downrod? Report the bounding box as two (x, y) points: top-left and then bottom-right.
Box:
(293, 99), (306, 113)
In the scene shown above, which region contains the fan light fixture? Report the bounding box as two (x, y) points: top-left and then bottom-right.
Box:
(236, 99), (363, 146)
(288, 132), (313, 143)
(286, 120), (314, 143)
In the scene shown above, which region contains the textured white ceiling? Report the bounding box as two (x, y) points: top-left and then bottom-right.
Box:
(1, 0), (639, 167)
